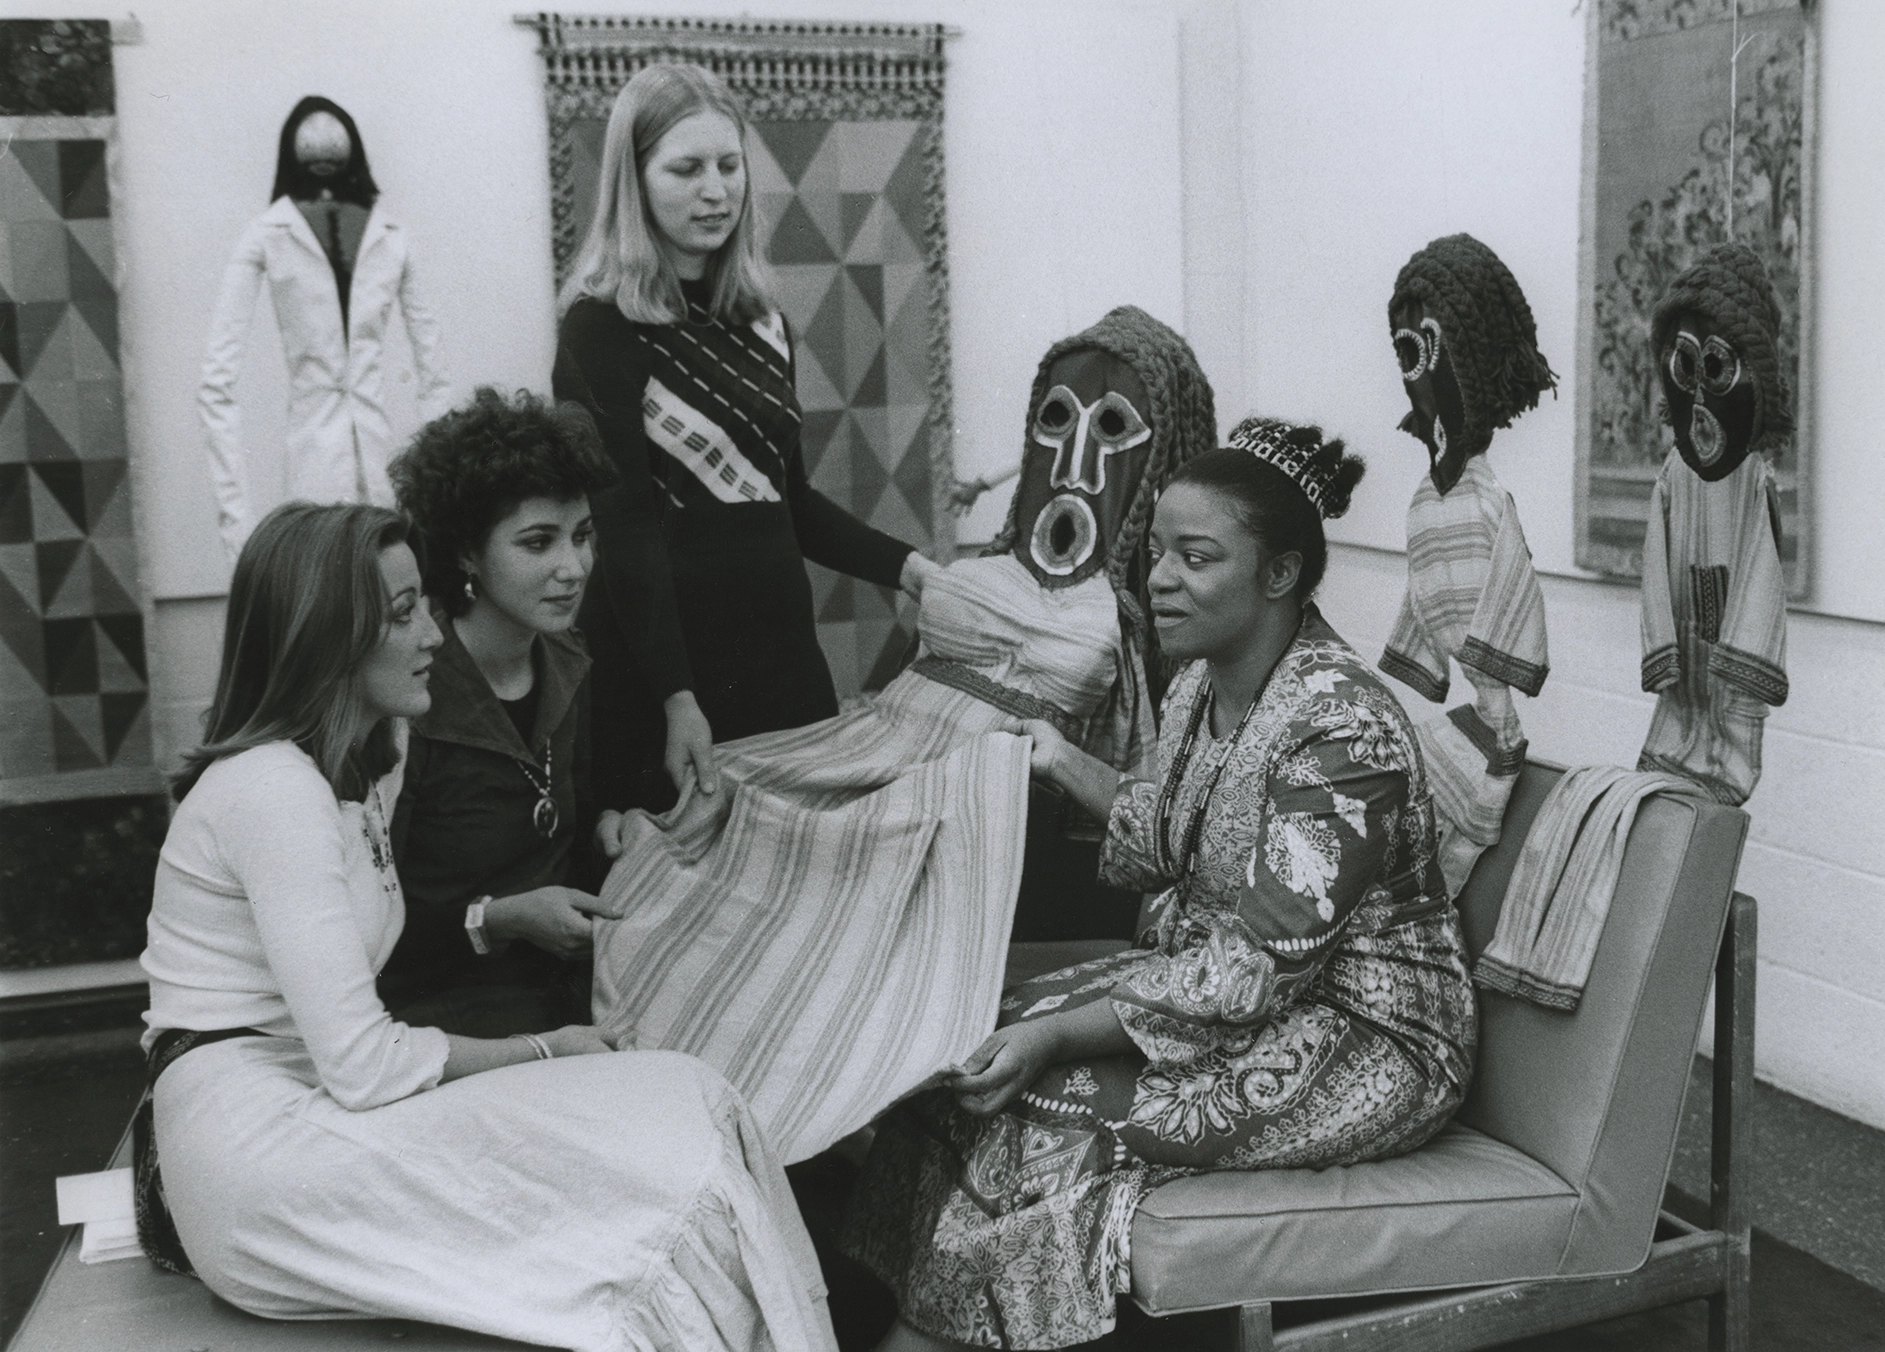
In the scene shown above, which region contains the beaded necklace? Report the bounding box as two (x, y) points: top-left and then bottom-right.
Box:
(358, 777), (401, 905)
(1152, 624), (1299, 879)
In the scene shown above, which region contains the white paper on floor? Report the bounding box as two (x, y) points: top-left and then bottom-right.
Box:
(55, 1167), (141, 1264)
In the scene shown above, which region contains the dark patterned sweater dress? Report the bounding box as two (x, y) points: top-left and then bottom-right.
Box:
(553, 281), (914, 811)
(843, 609), (1478, 1348)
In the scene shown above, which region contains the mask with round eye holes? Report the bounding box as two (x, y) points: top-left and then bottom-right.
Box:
(1659, 309), (1760, 481)
(1391, 298), (1469, 493)
(1012, 347), (1153, 587)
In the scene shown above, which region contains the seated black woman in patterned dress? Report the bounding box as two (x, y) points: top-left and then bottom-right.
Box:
(843, 419), (1479, 1351)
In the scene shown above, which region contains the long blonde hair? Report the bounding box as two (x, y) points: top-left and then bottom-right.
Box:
(557, 64), (775, 326)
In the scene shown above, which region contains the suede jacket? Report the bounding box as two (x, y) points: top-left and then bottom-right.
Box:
(383, 607), (595, 1028)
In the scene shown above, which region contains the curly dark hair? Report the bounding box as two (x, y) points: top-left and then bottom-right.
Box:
(390, 387), (616, 617)
(1171, 422), (1366, 602)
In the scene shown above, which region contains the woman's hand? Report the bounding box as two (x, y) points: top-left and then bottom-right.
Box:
(485, 887), (604, 959)
(663, 690), (718, 796)
(899, 551), (943, 601)
(948, 1020), (1060, 1117)
(594, 810), (629, 861)
(540, 1024), (614, 1058)
(1020, 718), (1069, 785)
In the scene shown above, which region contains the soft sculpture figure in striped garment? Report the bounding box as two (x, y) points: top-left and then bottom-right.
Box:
(1379, 234), (1557, 897)
(587, 308), (1216, 1164)
(1636, 243), (1790, 805)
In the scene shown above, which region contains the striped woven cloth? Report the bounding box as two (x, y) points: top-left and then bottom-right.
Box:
(589, 556), (1129, 1163)
(1381, 458), (1548, 895)
(1474, 766), (1693, 1010)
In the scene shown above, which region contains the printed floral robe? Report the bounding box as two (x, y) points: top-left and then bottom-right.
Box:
(843, 608), (1477, 1349)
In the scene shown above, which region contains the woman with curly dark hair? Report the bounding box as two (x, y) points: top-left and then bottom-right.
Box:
(382, 387), (617, 1037)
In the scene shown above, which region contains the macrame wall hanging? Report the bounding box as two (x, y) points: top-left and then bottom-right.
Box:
(520, 14), (957, 696)
(0, 19), (159, 805)
(1575, 0), (1816, 595)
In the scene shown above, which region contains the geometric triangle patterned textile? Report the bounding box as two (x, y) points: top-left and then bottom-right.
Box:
(525, 14), (956, 698)
(1, 27), (157, 802)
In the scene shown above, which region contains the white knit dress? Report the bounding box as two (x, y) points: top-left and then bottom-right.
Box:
(141, 741), (835, 1352)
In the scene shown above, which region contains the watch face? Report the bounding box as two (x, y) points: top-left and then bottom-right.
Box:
(1391, 296), (1470, 493)
(1659, 307), (1761, 481)
(1012, 347), (1153, 587)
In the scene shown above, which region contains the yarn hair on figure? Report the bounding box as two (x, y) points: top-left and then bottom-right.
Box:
(1390, 233), (1557, 459)
(988, 305), (1218, 687)
(1650, 241), (1793, 454)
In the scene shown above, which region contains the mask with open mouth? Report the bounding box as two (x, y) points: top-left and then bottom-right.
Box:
(1011, 347), (1153, 587)
(1650, 245), (1792, 484)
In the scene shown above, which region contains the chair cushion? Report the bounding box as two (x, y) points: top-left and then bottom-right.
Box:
(1128, 1124), (1580, 1312)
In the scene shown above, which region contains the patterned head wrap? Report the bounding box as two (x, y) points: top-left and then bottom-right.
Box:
(1651, 242), (1792, 452)
(991, 306), (1218, 659)
(1390, 233), (1557, 459)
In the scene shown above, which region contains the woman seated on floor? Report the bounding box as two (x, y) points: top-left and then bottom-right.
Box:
(380, 387), (612, 1036)
(137, 501), (836, 1351)
(841, 419), (1480, 1351)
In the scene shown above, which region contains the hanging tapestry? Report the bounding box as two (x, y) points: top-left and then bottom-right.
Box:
(521, 15), (956, 698)
(0, 19), (158, 805)
(1575, 0), (1815, 594)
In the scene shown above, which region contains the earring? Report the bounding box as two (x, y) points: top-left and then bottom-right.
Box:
(463, 576), (477, 602)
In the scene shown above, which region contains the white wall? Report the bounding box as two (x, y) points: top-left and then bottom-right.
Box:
(65, 0), (1186, 761)
(1234, 0), (1885, 1127)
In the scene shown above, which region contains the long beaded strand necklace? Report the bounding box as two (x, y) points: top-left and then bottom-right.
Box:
(1152, 621), (1300, 879)
(517, 742), (558, 839)
(1152, 679), (1264, 879)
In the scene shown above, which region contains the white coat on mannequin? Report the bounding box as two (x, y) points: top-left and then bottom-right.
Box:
(199, 195), (450, 559)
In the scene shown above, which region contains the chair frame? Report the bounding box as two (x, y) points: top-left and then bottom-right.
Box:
(1227, 891), (1756, 1352)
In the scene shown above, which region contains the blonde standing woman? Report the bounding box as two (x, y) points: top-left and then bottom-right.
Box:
(552, 64), (939, 817)
(138, 501), (836, 1351)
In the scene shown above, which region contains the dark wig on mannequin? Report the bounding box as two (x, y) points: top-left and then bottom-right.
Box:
(271, 96), (379, 207)
(1168, 421), (1365, 602)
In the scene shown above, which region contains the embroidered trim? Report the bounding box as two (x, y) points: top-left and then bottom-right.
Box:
(1641, 645), (1681, 694)
(641, 376), (781, 504)
(1689, 563), (1730, 645)
(1635, 749), (1745, 805)
(1709, 644), (1789, 707)
(1458, 636), (1548, 697)
(910, 656), (1084, 742)
(1444, 704), (1527, 778)
(1472, 954), (1580, 1011)
(1379, 646), (1449, 704)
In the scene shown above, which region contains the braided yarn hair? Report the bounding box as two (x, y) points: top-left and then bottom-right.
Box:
(988, 306), (1218, 691)
(1651, 242), (1793, 454)
(1390, 233), (1557, 459)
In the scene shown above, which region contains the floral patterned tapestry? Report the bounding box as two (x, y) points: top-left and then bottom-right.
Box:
(521, 15), (956, 698)
(1, 19), (159, 805)
(1576, 0), (1814, 592)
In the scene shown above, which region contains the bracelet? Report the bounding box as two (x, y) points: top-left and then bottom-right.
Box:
(507, 1032), (553, 1061)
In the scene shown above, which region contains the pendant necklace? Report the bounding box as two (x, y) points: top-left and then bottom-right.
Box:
(517, 743), (559, 839)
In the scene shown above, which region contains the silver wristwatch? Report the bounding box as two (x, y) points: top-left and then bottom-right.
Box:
(465, 896), (493, 955)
